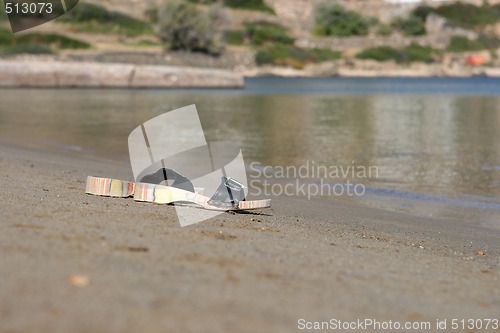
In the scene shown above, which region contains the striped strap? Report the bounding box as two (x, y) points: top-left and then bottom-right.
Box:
(85, 176), (135, 198)
(237, 199), (271, 210)
(86, 176), (271, 211)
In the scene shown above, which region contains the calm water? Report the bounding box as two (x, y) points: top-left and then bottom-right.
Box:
(0, 77), (499, 220)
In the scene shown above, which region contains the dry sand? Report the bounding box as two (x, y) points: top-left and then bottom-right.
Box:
(0, 142), (499, 333)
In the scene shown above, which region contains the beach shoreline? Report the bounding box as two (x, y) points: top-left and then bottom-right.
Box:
(0, 59), (245, 89)
(0, 141), (499, 332)
(1, 56), (499, 89)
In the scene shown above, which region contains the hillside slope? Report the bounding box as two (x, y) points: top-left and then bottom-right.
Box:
(1, 0), (499, 76)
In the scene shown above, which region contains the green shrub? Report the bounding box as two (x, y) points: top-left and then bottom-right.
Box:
(310, 47), (342, 63)
(314, 2), (369, 37)
(448, 35), (482, 52)
(356, 44), (435, 63)
(403, 43), (434, 63)
(446, 3), (500, 27)
(188, 0), (274, 13)
(0, 0), (7, 22)
(16, 33), (91, 49)
(477, 34), (500, 49)
(0, 27), (13, 44)
(224, 0), (274, 13)
(356, 46), (401, 62)
(244, 21), (294, 46)
(412, 5), (434, 22)
(0, 28), (91, 53)
(124, 39), (162, 47)
(448, 35), (500, 52)
(256, 44), (341, 68)
(226, 0), (273, 13)
(2, 43), (54, 55)
(227, 21), (294, 46)
(224, 30), (245, 45)
(391, 16), (426, 36)
(376, 24), (392, 36)
(158, 0), (222, 55)
(431, 2), (500, 29)
(59, 3), (152, 36)
(187, 0), (217, 4)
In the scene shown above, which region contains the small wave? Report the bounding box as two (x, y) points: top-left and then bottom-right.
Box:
(364, 186), (500, 210)
(43, 140), (84, 152)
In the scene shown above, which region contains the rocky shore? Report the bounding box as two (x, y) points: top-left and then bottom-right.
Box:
(0, 59), (244, 89)
(248, 58), (500, 78)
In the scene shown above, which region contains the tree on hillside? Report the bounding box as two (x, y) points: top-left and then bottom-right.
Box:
(314, 1), (369, 37)
(158, 0), (223, 55)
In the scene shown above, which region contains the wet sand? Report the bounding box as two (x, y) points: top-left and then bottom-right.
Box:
(0, 142), (499, 333)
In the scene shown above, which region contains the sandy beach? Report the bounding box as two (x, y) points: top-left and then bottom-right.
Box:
(1, 0), (499, 330)
(0, 141), (499, 332)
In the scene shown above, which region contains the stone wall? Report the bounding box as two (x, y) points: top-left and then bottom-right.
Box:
(0, 59), (244, 88)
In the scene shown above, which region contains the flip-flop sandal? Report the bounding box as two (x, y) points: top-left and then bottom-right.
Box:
(86, 169), (271, 211)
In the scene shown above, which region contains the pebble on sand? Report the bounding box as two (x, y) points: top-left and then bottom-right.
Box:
(68, 275), (90, 287)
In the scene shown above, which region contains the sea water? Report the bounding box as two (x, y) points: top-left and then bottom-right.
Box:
(0, 77), (498, 225)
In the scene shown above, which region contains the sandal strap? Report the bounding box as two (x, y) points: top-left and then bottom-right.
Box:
(134, 182), (230, 211)
(85, 176), (271, 211)
(86, 176), (135, 198)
